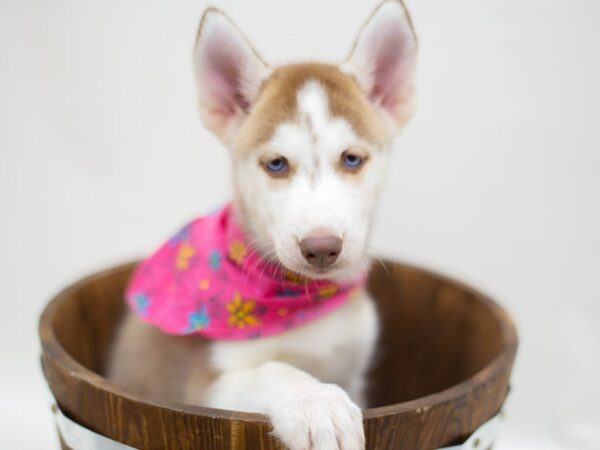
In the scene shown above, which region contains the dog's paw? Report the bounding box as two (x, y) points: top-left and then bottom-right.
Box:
(268, 383), (365, 450)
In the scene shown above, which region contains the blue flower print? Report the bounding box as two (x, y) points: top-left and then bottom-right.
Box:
(133, 293), (150, 316)
(208, 249), (221, 270)
(277, 288), (298, 297)
(187, 305), (210, 332)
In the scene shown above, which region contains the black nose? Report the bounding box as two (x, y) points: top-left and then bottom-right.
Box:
(299, 236), (342, 268)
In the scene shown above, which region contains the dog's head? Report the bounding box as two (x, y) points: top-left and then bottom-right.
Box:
(193, 0), (417, 280)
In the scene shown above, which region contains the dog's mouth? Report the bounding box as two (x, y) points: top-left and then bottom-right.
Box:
(281, 259), (359, 281)
(298, 264), (340, 279)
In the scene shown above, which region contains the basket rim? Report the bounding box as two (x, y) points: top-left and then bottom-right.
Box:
(39, 260), (518, 424)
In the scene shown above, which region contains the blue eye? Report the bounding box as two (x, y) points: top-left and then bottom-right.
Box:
(342, 152), (363, 169)
(265, 157), (288, 173)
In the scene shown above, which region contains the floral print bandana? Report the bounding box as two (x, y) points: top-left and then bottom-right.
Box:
(126, 205), (366, 340)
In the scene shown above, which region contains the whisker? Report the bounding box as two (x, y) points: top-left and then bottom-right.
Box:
(364, 251), (389, 276)
(245, 248), (277, 283)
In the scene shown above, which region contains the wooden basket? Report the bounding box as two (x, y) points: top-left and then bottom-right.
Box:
(39, 261), (517, 450)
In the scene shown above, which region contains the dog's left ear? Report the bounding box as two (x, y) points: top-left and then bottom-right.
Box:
(193, 8), (271, 143)
(345, 0), (417, 130)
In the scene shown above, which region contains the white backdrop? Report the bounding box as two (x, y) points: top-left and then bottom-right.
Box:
(1, 0), (599, 448)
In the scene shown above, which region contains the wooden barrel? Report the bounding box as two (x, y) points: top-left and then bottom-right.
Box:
(39, 261), (517, 450)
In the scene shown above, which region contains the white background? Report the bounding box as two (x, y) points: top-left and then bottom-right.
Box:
(1, 0), (599, 448)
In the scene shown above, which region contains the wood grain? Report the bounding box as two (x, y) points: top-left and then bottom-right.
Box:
(40, 261), (517, 450)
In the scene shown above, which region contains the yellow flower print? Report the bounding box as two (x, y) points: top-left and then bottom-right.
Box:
(317, 283), (338, 299)
(176, 243), (195, 270)
(226, 292), (260, 328)
(198, 279), (210, 290)
(284, 269), (307, 285)
(228, 240), (246, 265)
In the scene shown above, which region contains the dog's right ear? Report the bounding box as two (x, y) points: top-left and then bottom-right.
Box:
(193, 8), (271, 143)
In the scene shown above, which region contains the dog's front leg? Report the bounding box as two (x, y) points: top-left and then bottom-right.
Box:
(204, 360), (365, 450)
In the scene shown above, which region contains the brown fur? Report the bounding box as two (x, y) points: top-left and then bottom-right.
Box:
(107, 312), (217, 404)
(235, 63), (388, 155)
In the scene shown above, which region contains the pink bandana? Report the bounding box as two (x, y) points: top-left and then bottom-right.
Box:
(126, 205), (365, 340)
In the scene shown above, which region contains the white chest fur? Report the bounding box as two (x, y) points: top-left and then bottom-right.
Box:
(208, 290), (378, 404)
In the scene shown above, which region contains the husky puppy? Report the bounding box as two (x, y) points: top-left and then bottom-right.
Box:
(108, 1), (417, 449)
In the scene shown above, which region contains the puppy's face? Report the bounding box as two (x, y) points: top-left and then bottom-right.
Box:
(194, 1), (417, 280)
(233, 67), (389, 280)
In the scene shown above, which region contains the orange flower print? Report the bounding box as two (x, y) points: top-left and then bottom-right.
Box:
(176, 243), (195, 270)
(226, 292), (259, 328)
(317, 283), (338, 299)
(228, 240), (246, 265)
(284, 269), (307, 285)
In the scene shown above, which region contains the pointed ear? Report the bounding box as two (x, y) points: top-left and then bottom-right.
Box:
(193, 8), (271, 142)
(345, 0), (417, 130)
